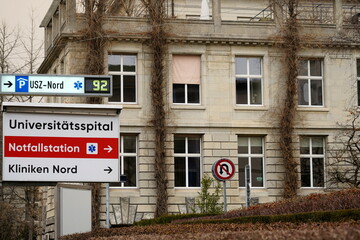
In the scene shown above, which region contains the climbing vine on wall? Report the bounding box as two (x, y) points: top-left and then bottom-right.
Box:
(278, 0), (300, 198)
(141, 0), (169, 217)
(82, 0), (109, 229)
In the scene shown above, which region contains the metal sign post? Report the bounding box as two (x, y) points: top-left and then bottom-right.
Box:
(212, 158), (235, 212)
(222, 181), (227, 212)
(245, 164), (250, 208)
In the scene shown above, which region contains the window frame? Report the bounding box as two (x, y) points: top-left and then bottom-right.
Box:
(174, 135), (202, 188)
(172, 55), (201, 105)
(300, 136), (326, 188)
(235, 56), (264, 106)
(297, 59), (324, 107)
(108, 53), (137, 104)
(110, 134), (138, 188)
(237, 136), (265, 188)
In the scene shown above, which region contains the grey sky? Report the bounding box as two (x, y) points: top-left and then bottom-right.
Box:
(0, 0), (52, 69)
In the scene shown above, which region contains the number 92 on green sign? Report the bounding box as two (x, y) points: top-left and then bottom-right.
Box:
(84, 77), (111, 94)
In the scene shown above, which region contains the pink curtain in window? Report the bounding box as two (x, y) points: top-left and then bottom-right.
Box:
(173, 55), (201, 84)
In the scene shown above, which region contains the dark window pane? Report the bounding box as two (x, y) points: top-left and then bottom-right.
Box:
(300, 137), (310, 154)
(109, 75), (121, 102)
(313, 158), (324, 187)
(124, 157), (136, 187)
(358, 80), (360, 106)
(123, 55), (136, 72)
(173, 84), (185, 103)
(357, 59), (360, 77)
(298, 79), (309, 105)
(123, 75), (136, 102)
(108, 55), (121, 71)
(310, 60), (322, 76)
(238, 157), (248, 187)
(174, 137), (185, 153)
(175, 157), (186, 187)
(311, 80), (322, 106)
(188, 157), (200, 187)
(250, 78), (262, 104)
(187, 84), (200, 103)
(298, 60), (308, 76)
(250, 137), (262, 154)
(235, 57), (247, 75)
(249, 58), (261, 75)
(188, 137), (200, 153)
(251, 157), (263, 187)
(123, 136), (136, 153)
(236, 78), (248, 104)
(238, 137), (248, 154)
(312, 137), (323, 154)
(301, 158), (311, 187)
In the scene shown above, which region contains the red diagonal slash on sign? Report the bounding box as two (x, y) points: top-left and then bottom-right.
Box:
(219, 163), (230, 176)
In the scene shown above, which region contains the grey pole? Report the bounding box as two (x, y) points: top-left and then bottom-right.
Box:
(223, 180), (227, 212)
(105, 183), (110, 228)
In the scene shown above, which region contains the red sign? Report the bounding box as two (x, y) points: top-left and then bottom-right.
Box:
(212, 158), (235, 181)
(4, 136), (118, 159)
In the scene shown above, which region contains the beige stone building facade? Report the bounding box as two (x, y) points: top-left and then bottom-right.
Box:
(37, 0), (359, 238)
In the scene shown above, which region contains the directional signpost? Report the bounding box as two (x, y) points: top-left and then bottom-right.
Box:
(212, 158), (235, 212)
(2, 102), (121, 183)
(0, 74), (112, 96)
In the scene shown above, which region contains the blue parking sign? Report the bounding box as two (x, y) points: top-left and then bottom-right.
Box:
(15, 76), (29, 92)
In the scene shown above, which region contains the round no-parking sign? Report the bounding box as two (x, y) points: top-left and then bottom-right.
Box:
(212, 158), (235, 181)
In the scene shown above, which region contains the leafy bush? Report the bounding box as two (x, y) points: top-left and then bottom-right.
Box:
(203, 189), (360, 220)
(181, 209), (360, 225)
(193, 175), (222, 214)
(134, 213), (217, 226)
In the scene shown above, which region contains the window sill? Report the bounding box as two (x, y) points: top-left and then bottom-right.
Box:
(121, 104), (142, 109)
(234, 105), (268, 111)
(297, 107), (329, 112)
(171, 105), (206, 110)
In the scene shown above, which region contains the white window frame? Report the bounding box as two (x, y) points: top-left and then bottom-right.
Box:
(108, 54), (137, 104)
(174, 136), (202, 188)
(300, 136), (325, 188)
(111, 135), (138, 188)
(238, 136), (265, 188)
(172, 55), (201, 105)
(173, 84), (201, 105)
(297, 59), (324, 107)
(235, 57), (264, 106)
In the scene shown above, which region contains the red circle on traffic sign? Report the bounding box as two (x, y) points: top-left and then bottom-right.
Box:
(212, 158), (235, 181)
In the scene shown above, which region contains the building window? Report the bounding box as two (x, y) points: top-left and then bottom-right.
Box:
(300, 136), (325, 188)
(357, 59), (360, 106)
(235, 57), (263, 105)
(108, 54), (136, 103)
(238, 136), (264, 187)
(172, 55), (200, 104)
(110, 135), (137, 187)
(174, 136), (201, 187)
(298, 59), (323, 106)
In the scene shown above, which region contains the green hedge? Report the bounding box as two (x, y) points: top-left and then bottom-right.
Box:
(134, 213), (218, 226)
(182, 208), (360, 225)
